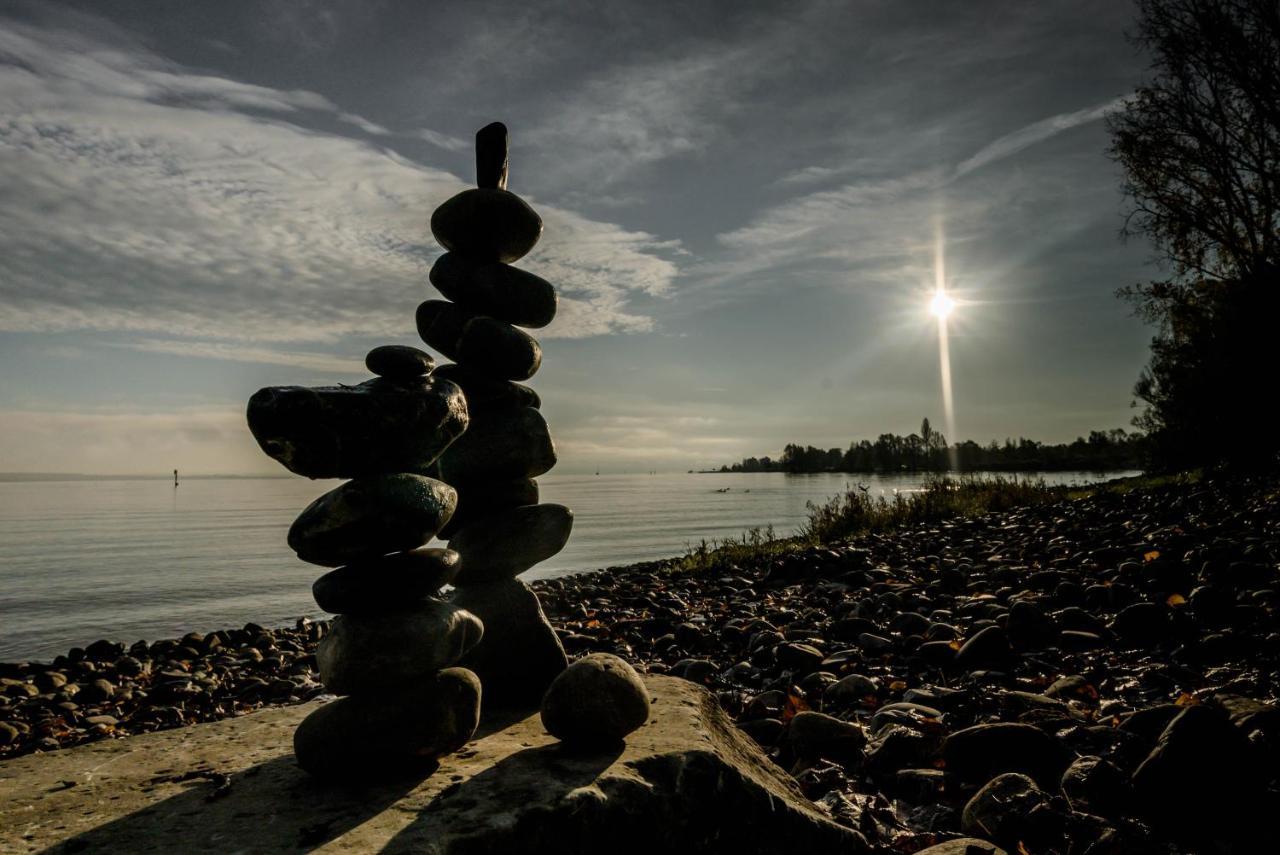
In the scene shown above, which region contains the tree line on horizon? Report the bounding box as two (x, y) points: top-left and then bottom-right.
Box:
(721, 414), (1141, 471)
(719, 418), (1142, 474)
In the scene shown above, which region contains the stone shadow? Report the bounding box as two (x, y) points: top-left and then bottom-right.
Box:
(42, 752), (433, 853)
(380, 740), (625, 853)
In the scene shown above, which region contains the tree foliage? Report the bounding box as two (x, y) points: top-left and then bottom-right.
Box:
(1108, 0), (1280, 470)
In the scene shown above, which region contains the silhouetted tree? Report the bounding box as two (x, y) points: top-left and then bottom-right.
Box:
(1108, 0), (1280, 469)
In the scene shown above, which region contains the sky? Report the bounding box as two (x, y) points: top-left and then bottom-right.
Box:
(0, 0), (1158, 475)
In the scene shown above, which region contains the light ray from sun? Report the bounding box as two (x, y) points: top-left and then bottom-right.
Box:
(934, 218), (958, 470)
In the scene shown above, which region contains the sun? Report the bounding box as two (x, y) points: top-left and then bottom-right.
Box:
(930, 289), (956, 319)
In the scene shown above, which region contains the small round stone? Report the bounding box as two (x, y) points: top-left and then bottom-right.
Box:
(312, 547), (461, 614)
(540, 653), (650, 746)
(430, 188), (542, 263)
(365, 345), (435, 380)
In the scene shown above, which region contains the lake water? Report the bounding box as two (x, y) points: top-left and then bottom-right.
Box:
(0, 471), (1126, 661)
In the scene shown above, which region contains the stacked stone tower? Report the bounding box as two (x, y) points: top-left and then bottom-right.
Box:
(422, 122), (572, 707)
(245, 122), (569, 778)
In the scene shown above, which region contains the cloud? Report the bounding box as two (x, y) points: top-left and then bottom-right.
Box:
(0, 15), (681, 348)
(122, 339), (366, 374)
(952, 96), (1131, 179)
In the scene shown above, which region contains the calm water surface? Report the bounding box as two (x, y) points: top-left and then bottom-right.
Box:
(0, 471), (1124, 660)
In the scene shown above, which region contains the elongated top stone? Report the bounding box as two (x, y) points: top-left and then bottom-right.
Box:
(476, 121), (508, 190)
(247, 377), (467, 479)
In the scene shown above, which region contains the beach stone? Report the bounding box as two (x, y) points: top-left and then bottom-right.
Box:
(475, 121), (508, 189)
(436, 407), (555, 485)
(914, 840), (1007, 855)
(786, 711), (868, 767)
(540, 653), (651, 746)
(287, 474), (457, 567)
(364, 345), (434, 380)
(316, 601), (483, 695)
(960, 773), (1050, 849)
(294, 667), (480, 779)
(942, 722), (1071, 787)
(416, 301), (542, 381)
(953, 625), (1012, 671)
(430, 188), (542, 263)
(414, 299), (470, 363)
(1060, 755), (1127, 818)
(449, 504), (573, 583)
(438, 477), (539, 539)
(1108, 601), (1168, 646)
(1131, 703), (1265, 844)
(431, 363), (540, 415)
(451, 579), (567, 708)
(456, 317), (542, 381)
(430, 252), (557, 328)
(247, 377), (467, 479)
(312, 548), (461, 614)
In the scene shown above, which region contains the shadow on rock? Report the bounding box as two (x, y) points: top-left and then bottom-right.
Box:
(381, 741), (625, 854)
(41, 753), (430, 853)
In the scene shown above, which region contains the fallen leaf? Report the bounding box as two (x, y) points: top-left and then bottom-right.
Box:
(1144, 550), (1160, 562)
(1167, 593), (1187, 606)
(1175, 691), (1199, 706)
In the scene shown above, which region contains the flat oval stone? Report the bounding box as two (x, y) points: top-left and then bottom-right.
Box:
(246, 377), (466, 479)
(365, 345), (435, 379)
(438, 477), (539, 539)
(312, 547), (461, 614)
(432, 363), (540, 415)
(456, 317), (542, 381)
(449, 504), (573, 584)
(436, 407), (555, 485)
(415, 300), (469, 362)
(294, 667), (481, 779)
(317, 601), (483, 694)
(430, 188), (542, 263)
(451, 579), (567, 707)
(287, 474), (457, 567)
(541, 653), (651, 746)
(430, 253), (557, 328)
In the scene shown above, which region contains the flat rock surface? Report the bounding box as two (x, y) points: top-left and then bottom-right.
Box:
(0, 676), (866, 854)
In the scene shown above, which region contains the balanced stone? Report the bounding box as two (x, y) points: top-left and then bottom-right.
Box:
(451, 579), (568, 707)
(247, 377), (466, 479)
(430, 252), (557, 328)
(475, 121), (508, 190)
(293, 667), (481, 779)
(541, 653), (651, 746)
(365, 345), (435, 380)
(439, 477), (539, 539)
(317, 601), (483, 694)
(287, 474), (457, 567)
(436, 407), (555, 485)
(457, 317), (543, 380)
(430, 188), (542, 263)
(432, 363), (540, 415)
(312, 547), (461, 614)
(449, 504), (573, 584)
(416, 301), (542, 381)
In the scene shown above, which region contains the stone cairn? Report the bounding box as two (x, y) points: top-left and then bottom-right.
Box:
(245, 122), (571, 778)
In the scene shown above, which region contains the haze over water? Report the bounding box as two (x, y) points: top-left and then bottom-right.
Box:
(0, 471), (1126, 660)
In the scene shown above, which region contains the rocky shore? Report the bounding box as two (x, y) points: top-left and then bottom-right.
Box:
(4, 473), (1279, 852)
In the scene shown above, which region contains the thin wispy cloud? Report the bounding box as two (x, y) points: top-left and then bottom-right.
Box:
(122, 339), (366, 374)
(0, 16), (681, 347)
(953, 96), (1132, 180)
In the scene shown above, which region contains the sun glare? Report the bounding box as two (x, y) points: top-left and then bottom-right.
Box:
(930, 290), (956, 319)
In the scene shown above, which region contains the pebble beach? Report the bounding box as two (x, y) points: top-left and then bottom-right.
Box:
(3, 473), (1278, 852)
